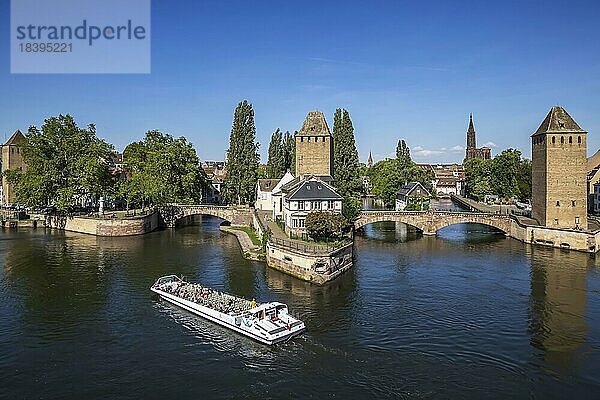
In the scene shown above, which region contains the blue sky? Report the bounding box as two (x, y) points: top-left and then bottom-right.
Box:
(1, 0), (600, 164)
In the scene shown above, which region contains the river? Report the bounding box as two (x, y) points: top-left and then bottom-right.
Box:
(1, 217), (599, 399)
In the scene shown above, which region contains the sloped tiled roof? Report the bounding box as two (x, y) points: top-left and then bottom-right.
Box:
(257, 179), (278, 192)
(532, 106), (586, 136)
(397, 182), (431, 197)
(297, 111), (331, 136)
(4, 130), (25, 146)
(288, 178), (342, 201)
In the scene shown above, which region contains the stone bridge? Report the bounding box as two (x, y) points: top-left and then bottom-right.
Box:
(355, 210), (512, 235)
(159, 205), (254, 228)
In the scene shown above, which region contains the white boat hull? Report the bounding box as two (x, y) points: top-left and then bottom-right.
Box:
(151, 284), (305, 345)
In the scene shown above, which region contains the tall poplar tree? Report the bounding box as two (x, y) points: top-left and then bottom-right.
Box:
(332, 108), (362, 221)
(283, 131), (295, 175)
(266, 129), (284, 178)
(223, 100), (260, 205)
(396, 139), (411, 167)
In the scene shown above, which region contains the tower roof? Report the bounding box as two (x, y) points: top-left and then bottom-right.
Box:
(532, 106), (586, 136)
(4, 130), (25, 146)
(297, 111), (331, 136)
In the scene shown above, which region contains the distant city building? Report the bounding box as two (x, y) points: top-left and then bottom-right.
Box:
(367, 151), (373, 168)
(464, 114), (491, 163)
(531, 106), (587, 229)
(418, 163), (464, 196)
(295, 111), (334, 180)
(396, 182), (431, 211)
(1, 130), (26, 206)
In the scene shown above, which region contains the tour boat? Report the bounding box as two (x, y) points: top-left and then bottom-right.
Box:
(151, 275), (306, 345)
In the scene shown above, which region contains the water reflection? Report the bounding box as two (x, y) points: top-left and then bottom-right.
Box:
(529, 247), (589, 371)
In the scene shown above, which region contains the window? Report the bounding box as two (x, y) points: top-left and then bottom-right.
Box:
(569, 136), (573, 144)
(311, 201), (321, 210)
(578, 136), (582, 144)
(554, 218), (559, 225)
(299, 219), (305, 228)
(300, 137), (304, 142)
(298, 201), (304, 210)
(552, 136), (556, 144)
(576, 217), (580, 225)
(561, 136), (564, 144)
(292, 219), (298, 228)
(556, 201), (560, 207)
(327, 200), (334, 209)
(572, 200), (576, 207)
(307, 137), (311, 142)
(322, 137), (325, 142)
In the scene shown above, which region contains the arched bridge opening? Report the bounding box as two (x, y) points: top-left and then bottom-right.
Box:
(159, 205), (253, 228)
(355, 211), (511, 237)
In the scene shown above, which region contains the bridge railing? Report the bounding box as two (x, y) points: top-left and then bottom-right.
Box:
(269, 236), (351, 255)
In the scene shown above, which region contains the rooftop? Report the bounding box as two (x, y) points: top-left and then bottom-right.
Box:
(297, 111), (331, 137)
(532, 106), (586, 136)
(288, 178), (342, 201)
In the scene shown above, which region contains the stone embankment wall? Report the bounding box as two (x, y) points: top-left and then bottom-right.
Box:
(266, 240), (353, 284)
(509, 218), (599, 252)
(44, 211), (159, 236)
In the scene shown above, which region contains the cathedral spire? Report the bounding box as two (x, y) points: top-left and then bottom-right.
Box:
(466, 113), (476, 149)
(367, 151), (373, 168)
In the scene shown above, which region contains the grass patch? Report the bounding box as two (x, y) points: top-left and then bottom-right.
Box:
(230, 226), (261, 246)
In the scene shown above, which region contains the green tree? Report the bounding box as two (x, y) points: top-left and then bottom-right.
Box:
(464, 158), (493, 201)
(396, 139), (411, 167)
(517, 158), (532, 201)
(490, 148), (522, 199)
(367, 159), (405, 208)
(223, 100), (260, 204)
(367, 147), (434, 209)
(305, 211), (346, 241)
(266, 129), (284, 178)
(283, 131), (295, 175)
(121, 130), (208, 207)
(3, 114), (115, 212)
(332, 109), (363, 221)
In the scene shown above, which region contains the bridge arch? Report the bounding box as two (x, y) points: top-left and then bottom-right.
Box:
(355, 211), (511, 236)
(159, 205), (254, 228)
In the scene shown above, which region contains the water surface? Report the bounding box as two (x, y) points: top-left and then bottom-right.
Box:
(1, 217), (599, 399)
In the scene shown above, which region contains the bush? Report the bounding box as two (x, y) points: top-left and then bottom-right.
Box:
(305, 211), (346, 241)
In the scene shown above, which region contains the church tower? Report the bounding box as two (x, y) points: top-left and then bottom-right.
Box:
(531, 106), (587, 229)
(464, 114), (491, 163)
(466, 113), (476, 149)
(295, 111), (333, 178)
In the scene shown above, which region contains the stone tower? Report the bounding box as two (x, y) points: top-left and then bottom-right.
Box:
(531, 106), (587, 229)
(295, 111), (333, 178)
(1, 130), (27, 205)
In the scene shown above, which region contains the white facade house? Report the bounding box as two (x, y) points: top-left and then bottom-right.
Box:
(270, 171), (295, 219)
(255, 179), (279, 211)
(282, 177), (343, 237)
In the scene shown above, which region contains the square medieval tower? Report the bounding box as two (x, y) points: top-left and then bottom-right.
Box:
(531, 106), (587, 229)
(1, 130), (27, 205)
(295, 111), (333, 178)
